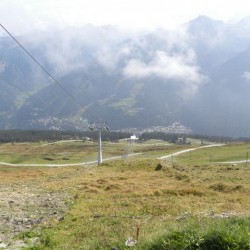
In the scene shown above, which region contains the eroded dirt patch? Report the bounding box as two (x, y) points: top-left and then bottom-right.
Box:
(0, 182), (70, 249)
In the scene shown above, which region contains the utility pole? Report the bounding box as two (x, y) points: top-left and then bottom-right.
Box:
(89, 120), (109, 165)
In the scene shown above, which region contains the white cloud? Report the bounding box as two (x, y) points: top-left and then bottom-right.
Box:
(0, 62), (7, 73)
(42, 31), (87, 76)
(242, 71), (250, 81)
(97, 45), (131, 71)
(123, 50), (203, 82)
(123, 50), (207, 99)
(1, 0), (250, 35)
(39, 26), (131, 75)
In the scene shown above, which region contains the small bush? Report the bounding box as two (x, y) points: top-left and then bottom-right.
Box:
(43, 157), (54, 161)
(139, 218), (250, 250)
(155, 163), (163, 171)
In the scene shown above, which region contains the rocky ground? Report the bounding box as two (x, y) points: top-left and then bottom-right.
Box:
(0, 182), (71, 249)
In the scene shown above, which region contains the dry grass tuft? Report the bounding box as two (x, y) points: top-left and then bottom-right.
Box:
(209, 182), (245, 193)
(105, 184), (122, 191)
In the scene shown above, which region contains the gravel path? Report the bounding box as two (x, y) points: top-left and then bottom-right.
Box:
(157, 144), (225, 160)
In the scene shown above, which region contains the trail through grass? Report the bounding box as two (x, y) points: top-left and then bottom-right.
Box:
(0, 141), (249, 249)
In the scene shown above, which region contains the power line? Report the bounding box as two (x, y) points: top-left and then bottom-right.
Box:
(0, 23), (85, 110)
(0, 75), (61, 129)
(0, 75), (47, 107)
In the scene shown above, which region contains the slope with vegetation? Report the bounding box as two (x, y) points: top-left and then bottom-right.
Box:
(0, 140), (249, 249)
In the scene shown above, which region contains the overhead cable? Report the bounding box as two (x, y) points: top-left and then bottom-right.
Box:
(0, 23), (85, 109)
(0, 75), (47, 107)
(0, 75), (61, 129)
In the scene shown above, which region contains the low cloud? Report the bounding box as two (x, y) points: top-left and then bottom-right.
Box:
(22, 25), (130, 76)
(0, 62), (7, 73)
(43, 31), (87, 77)
(242, 71), (250, 81)
(123, 50), (207, 98)
(97, 45), (131, 71)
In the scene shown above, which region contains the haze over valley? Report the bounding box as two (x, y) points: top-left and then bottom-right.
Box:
(1, 14), (250, 137)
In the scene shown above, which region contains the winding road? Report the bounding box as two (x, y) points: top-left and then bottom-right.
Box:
(0, 144), (226, 167)
(0, 153), (142, 167)
(157, 144), (225, 160)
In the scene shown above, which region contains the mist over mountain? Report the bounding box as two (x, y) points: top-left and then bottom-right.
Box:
(1, 16), (250, 137)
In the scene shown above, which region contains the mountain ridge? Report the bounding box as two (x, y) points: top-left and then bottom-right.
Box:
(1, 16), (250, 137)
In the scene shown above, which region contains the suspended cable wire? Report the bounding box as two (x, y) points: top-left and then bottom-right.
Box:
(0, 75), (46, 106)
(0, 23), (85, 110)
(0, 74), (61, 130)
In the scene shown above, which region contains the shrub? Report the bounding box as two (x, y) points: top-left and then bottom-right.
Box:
(139, 218), (250, 250)
(155, 163), (163, 171)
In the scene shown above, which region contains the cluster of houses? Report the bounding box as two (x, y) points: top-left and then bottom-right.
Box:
(120, 122), (192, 135)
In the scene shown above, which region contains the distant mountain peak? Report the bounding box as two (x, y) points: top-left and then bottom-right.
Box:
(186, 15), (225, 39)
(231, 16), (250, 34)
(190, 15), (224, 25)
(2, 17), (250, 136)
(237, 16), (250, 25)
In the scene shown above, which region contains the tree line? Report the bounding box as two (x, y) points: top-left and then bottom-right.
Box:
(0, 130), (132, 143)
(0, 130), (249, 143)
(139, 132), (250, 143)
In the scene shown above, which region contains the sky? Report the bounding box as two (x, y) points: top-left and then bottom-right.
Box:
(0, 0), (250, 35)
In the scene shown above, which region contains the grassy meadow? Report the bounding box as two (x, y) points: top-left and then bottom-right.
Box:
(0, 140), (249, 249)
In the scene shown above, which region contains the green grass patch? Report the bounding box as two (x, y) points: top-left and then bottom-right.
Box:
(169, 143), (250, 166)
(139, 217), (250, 250)
(1, 141), (250, 249)
(20, 156), (250, 249)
